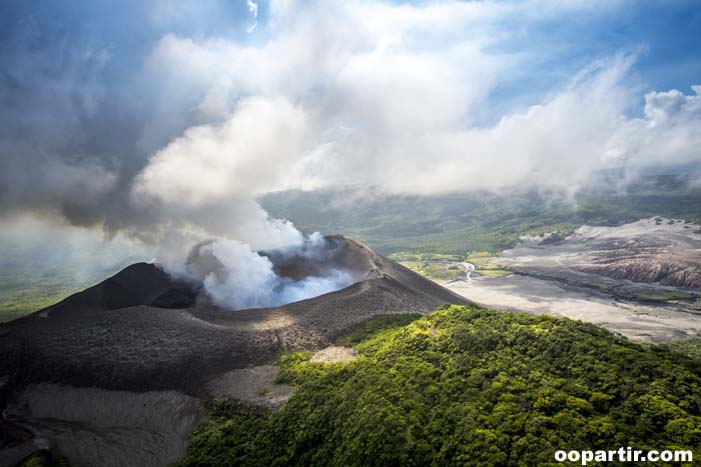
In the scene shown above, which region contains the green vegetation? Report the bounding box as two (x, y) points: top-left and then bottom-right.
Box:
(261, 185), (701, 255)
(0, 247), (140, 321)
(390, 251), (511, 282)
(466, 251), (511, 277)
(597, 289), (700, 307)
(665, 340), (701, 361)
(0, 272), (90, 322)
(0, 232), (144, 321)
(17, 450), (72, 467)
(339, 313), (423, 346)
(0, 290), (73, 322)
(388, 253), (466, 281)
(181, 306), (701, 467)
(512, 269), (701, 306)
(393, 260), (466, 281)
(387, 252), (463, 262)
(628, 291), (698, 302)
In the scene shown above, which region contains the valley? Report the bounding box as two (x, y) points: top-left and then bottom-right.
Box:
(446, 274), (701, 343)
(394, 218), (701, 343)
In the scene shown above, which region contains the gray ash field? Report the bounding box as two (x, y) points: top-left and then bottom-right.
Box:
(498, 218), (701, 311)
(445, 218), (701, 343)
(0, 236), (467, 466)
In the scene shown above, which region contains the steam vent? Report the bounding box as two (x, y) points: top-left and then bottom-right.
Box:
(0, 236), (467, 394)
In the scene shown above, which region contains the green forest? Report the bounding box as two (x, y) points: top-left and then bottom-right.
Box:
(180, 306), (701, 467)
(261, 184), (701, 255)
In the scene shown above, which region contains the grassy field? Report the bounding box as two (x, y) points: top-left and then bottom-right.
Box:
(393, 260), (465, 281)
(0, 271), (93, 322)
(388, 253), (466, 281)
(389, 251), (511, 282)
(465, 251), (511, 277)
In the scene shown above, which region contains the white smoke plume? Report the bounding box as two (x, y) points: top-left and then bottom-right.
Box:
(176, 233), (359, 310)
(2, 0), (700, 309)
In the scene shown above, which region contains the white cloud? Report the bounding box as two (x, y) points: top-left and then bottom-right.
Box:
(131, 0), (701, 250)
(131, 97), (308, 252)
(133, 96), (309, 206)
(608, 84), (701, 168)
(0, 214), (153, 284)
(246, 0), (258, 33)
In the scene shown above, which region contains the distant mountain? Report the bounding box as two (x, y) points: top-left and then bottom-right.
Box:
(260, 178), (701, 255)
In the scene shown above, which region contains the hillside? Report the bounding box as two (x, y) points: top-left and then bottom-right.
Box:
(0, 237), (466, 393)
(260, 183), (701, 255)
(0, 237), (470, 466)
(181, 306), (701, 467)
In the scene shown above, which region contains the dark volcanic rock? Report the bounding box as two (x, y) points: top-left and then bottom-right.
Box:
(151, 287), (199, 309)
(10, 262), (198, 322)
(0, 236), (469, 397)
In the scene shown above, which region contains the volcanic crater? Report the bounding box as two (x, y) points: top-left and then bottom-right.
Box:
(0, 236), (468, 466)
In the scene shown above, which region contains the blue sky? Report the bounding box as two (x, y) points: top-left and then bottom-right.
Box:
(2, 1), (698, 120)
(0, 0), (700, 244)
(474, 0), (701, 122)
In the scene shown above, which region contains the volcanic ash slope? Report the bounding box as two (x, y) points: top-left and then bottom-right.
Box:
(0, 236), (467, 466)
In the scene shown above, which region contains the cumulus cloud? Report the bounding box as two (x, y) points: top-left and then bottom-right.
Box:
(133, 97), (309, 207)
(136, 2), (700, 200)
(2, 0), (700, 275)
(606, 84), (701, 169)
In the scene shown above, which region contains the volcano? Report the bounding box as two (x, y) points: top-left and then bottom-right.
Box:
(0, 236), (468, 466)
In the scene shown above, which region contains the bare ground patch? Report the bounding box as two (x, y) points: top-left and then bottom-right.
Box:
(5, 384), (201, 467)
(310, 346), (359, 364)
(206, 365), (294, 410)
(446, 275), (701, 343)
